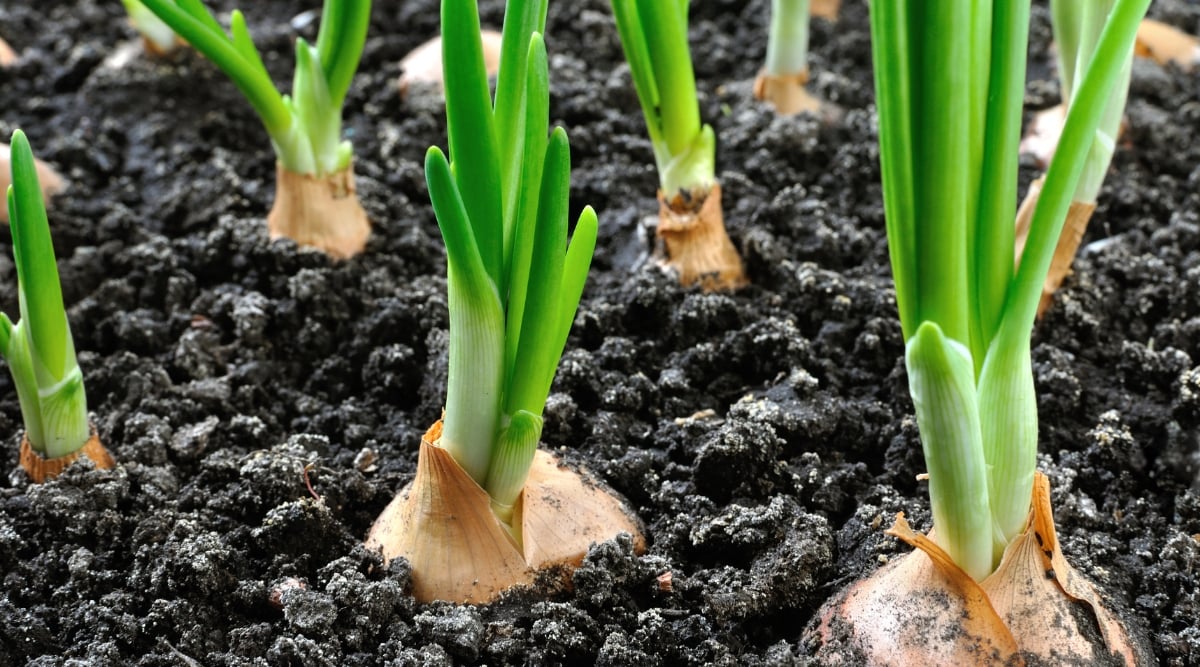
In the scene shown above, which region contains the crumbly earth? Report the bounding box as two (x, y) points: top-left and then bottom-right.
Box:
(0, 0), (1197, 665)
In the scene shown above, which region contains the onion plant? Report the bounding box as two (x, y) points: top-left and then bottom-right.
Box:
(1014, 0), (1136, 315)
(871, 0), (1149, 581)
(755, 0), (821, 116)
(2, 131), (112, 480)
(137, 0), (372, 258)
(1050, 0), (1132, 206)
(611, 0), (745, 291)
(428, 0), (596, 521)
(122, 0), (182, 56)
(366, 0), (642, 605)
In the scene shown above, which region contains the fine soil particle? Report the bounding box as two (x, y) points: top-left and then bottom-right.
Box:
(0, 0), (1198, 665)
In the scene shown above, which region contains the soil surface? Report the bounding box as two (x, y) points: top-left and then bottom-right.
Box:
(0, 0), (1198, 665)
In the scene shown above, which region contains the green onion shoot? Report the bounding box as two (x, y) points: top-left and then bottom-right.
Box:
(754, 0), (821, 116)
(873, 0), (1146, 583)
(137, 0), (372, 258)
(365, 0), (643, 605)
(611, 0), (746, 291)
(1015, 0), (1136, 316)
(809, 2), (1150, 663)
(3, 130), (114, 482)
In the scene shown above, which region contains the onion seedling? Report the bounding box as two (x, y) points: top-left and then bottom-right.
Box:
(1016, 0), (1136, 316)
(754, 0), (821, 116)
(611, 0), (746, 291)
(366, 0), (643, 605)
(3, 131), (114, 483)
(812, 2), (1149, 664)
(137, 0), (372, 258)
(122, 0), (184, 56)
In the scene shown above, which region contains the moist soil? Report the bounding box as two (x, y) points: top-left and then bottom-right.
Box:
(0, 0), (1197, 665)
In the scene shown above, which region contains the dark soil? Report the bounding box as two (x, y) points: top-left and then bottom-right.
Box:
(0, 0), (1197, 665)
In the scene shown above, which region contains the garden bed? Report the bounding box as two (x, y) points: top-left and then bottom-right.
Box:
(0, 0), (1196, 664)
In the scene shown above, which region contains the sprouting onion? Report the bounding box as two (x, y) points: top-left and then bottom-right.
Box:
(122, 0), (182, 56)
(611, 0), (745, 291)
(137, 0), (372, 258)
(1013, 0), (1137, 316)
(428, 0), (596, 520)
(365, 0), (642, 605)
(805, 2), (1151, 661)
(1051, 0), (1132, 205)
(871, 0), (1148, 581)
(2, 131), (113, 481)
(755, 0), (821, 116)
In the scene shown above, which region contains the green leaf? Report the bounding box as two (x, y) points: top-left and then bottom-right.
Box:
(970, 1), (1029, 361)
(905, 321), (994, 582)
(611, 0), (664, 152)
(505, 128), (570, 417)
(867, 0), (916, 339)
(977, 330), (1037, 556)
(554, 206), (598, 359)
(633, 0), (701, 160)
(0, 312), (12, 355)
(425, 147), (497, 326)
(442, 0), (504, 290)
(1050, 0), (1083, 101)
(8, 131), (69, 382)
(316, 0), (371, 106)
(2, 318), (46, 453)
(291, 38), (342, 174)
(495, 1), (548, 247)
(229, 11), (270, 84)
(426, 146), (505, 484)
(176, 0), (225, 36)
(484, 409), (543, 524)
(37, 366), (90, 459)
(503, 34), (550, 379)
(908, 0), (971, 347)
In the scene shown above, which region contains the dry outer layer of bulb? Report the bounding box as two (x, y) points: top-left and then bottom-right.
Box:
(809, 472), (1148, 666)
(657, 183), (747, 292)
(397, 30), (502, 99)
(1013, 177), (1097, 318)
(140, 33), (185, 58)
(267, 162), (371, 260)
(753, 68), (822, 117)
(1018, 104), (1067, 169)
(0, 36), (16, 67)
(19, 427), (116, 483)
(1019, 105), (1128, 170)
(1136, 19), (1200, 71)
(811, 0), (840, 21)
(364, 420), (646, 604)
(0, 143), (66, 224)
